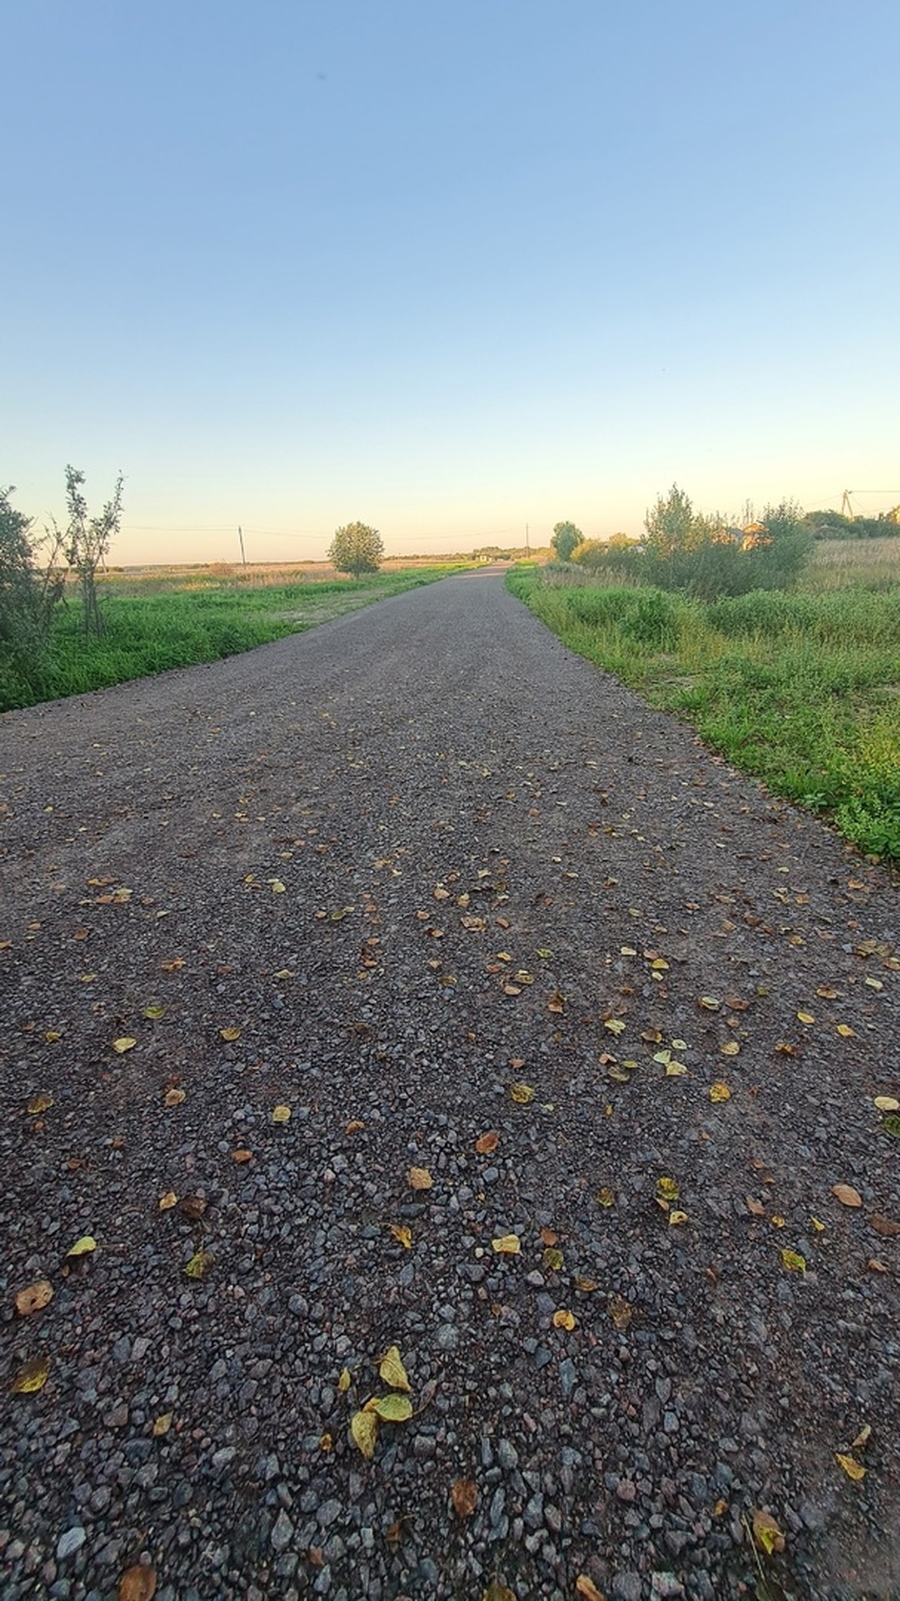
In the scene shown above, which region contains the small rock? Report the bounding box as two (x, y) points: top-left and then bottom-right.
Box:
(56, 1528), (87, 1562)
(271, 1509), (294, 1553)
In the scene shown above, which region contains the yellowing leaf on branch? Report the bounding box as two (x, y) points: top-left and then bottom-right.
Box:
(350, 1408), (378, 1459)
(11, 1356), (49, 1394)
(15, 1280), (53, 1316)
(378, 1346), (411, 1392)
(407, 1165), (432, 1190)
(492, 1234), (521, 1255)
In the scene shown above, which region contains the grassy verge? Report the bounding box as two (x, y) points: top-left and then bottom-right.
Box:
(2, 566), (470, 713)
(507, 561), (900, 863)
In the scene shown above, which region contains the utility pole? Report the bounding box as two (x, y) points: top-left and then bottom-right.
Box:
(525, 523), (530, 555)
(238, 526), (247, 566)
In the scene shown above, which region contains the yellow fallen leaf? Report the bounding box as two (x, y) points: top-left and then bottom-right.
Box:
(320, 1432), (333, 1451)
(832, 1183), (863, 1208)
(27, 1092), (54, 1115)
(407, 1166), (432, 1190)
(345, 1119), (365, 1134)
(389, 1224), (413, 1249)
(372, 1393), (413, 1422)
(184, 1250), (213, 1279)
(836, 1023), (855, 1038)
(781, 1249), (806, 1272)
(509, 1082), (535, 1105)
(350, 1408), (378, 1459)
(574, 1275), (599, 1292)
(575, 1576), (605, 1601)
(656, 1177), (679, 1202)
(113, 1037), (136, 1054)
(118, 1564), (157, 1601)
(492, 1234), (521, 1255)
(543, 1247), (564, 1271)
(451, 1477), (478, 1517)
(163, 1088), (185, 1107)
(835, 1452), (866, 1481)
(596, 1186), (616, 1208)
(698, 995), (721, 1011)
(721, 1040), (740, 1056)
(609, 1293), (632, 1330)
(810, 1216), (826, 1232)
(874, 1096), (900, 1112)
(44, 1030), (62, 1043)
(604, 1018), (626, 1036)
(220, 1027), (241, 1042)
(752, 1508), (785, 1555)
(378, 1345), (411, 1392)
(851, 1423), (872, 1451)
(15, 1280), (53, 1316)
(143, 1004), (166, 1020)
(552, 1308), (576, 1330)
(746, 1196), (765, 1217)
(268, 879), (286, 893)
(797, 1011), (815, 1024)
(158, 1191), (178, 1210)
(475, 1130), (499, 1154)
(274, 968), (294, 979)
(11, 1356), (49, 1394)
(669, 1210), (688, 1225)
(67, 1235), (96, 1258)
(709, 1082), (732, 1102)
(152, 1412), (173, 1437)
(547, 991), (565, 1013)
(272, 1104), (291, 1123)
(338, 1368), (351, 1393)
(482, 1584), (517, 1601)
(665, 1060), (687, 1076)
(771, 1215), (786, 1228)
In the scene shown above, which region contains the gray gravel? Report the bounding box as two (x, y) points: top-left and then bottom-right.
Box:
(1, 570), (898, 1600)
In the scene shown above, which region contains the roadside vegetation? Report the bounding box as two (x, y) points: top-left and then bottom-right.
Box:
(509, 490), (900, 863)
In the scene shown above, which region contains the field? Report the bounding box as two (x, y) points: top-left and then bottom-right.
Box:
(508, 538), (900, 862)
(1, 562), (471, 714)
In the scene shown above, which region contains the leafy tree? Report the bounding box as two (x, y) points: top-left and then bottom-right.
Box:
(0, 486), (66, 704)
(551, 521), (582, 562)
(644, 484), (705, 557)
(65, 465), (124, 638)
(328, 521), (384, 577)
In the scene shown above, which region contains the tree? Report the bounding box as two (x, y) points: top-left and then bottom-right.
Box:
(551, 521), (582, 562)
(644, 484), (702, 557)
(328, 521), (384, 578)
(65, 465), (124, 638)
(0, 486), (67, 708)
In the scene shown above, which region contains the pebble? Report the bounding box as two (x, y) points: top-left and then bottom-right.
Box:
(55, 1529), (87, 1562)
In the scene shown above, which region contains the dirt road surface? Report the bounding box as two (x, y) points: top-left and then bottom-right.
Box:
(1, 571), (898, 1600)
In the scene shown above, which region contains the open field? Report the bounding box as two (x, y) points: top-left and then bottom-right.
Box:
(0, 564), (472, 714)
(508, 538), (900, 861)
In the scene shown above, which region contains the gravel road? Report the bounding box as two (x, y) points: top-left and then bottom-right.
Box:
(1, 570), (898, 1601)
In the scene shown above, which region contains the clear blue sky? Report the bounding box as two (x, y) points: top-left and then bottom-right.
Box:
(4, 0), (899, 563)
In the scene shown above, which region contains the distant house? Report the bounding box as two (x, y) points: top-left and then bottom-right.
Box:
(740, 521), (772, 551)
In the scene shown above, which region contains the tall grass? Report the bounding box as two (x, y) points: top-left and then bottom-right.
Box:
(0, 567), (468, 713)
(507, 564), (900, 862)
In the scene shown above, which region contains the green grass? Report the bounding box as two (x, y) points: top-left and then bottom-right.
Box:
(1, 566), (469, 713)
(507, 562), (900, 863)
